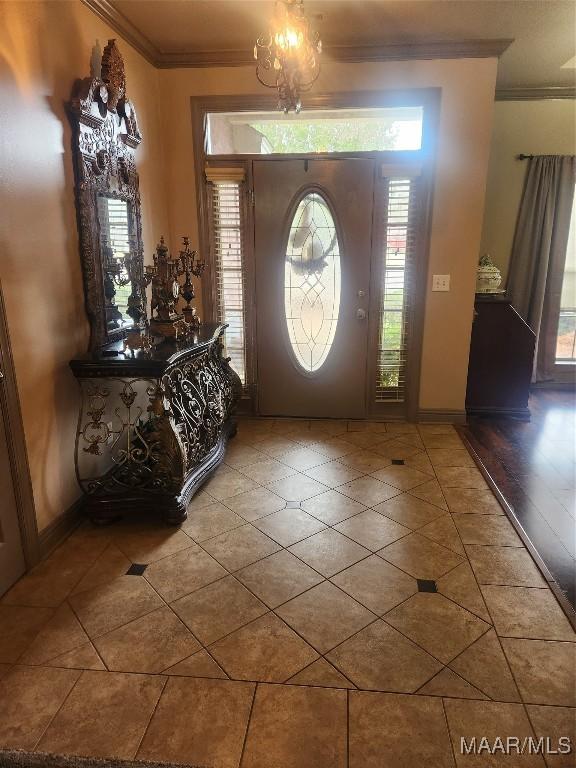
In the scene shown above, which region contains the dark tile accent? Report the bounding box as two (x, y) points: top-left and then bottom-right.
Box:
(126, 563), (148, 576)
(286, 501), (302, 508)
(391, 459), (405, 465)
(417, 579), (438, 593)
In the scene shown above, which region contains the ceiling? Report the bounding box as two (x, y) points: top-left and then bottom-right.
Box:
(103, 0), (576, 89)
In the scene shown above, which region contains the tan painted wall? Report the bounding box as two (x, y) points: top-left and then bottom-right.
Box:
(0, 1), (169, 530)
(480, 99), (576, 283)
(159, 58), (498, 412)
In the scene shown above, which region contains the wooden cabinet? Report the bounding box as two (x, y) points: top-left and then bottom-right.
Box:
(70, 324), (241, 525)
(466, 295), (535, 420)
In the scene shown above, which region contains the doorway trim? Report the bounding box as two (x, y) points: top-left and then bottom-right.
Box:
(0, 280), (40, 568)
(191, 89), (440, 421)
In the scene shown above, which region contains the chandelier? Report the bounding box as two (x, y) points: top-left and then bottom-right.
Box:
(254, 0), (322, 113)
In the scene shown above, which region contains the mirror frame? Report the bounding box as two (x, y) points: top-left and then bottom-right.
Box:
(68, 39), (145, 351)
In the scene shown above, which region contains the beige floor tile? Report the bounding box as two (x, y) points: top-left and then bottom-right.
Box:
(378, 532), (464, 580)
(453, 514), (523, 547)
(347, 420), (389, 434)
(327, 620), (442, 692)
(437, 562), (492, 621)
(235, 550), (323, 608)
(305, 459), (365, 487)
(344, 431), (388, 449)
(428, 448), (476, 468)
(0, 605), (54, 663)
(47, 642), (105, 671)
(289, 528), (370, 577)
(254, 507), (326, 546)
(338, 475), (401, 506)
(241, 458), (297, 484)
(308, 437), (357, 459)
(201, 523), (281, 571)
(277, 581), (375, 653)
(408, 479), (449, 510)
(1, 551), (93, 608)
(139, 677), (254, 768)
(349, 690), (456, 767)
(419, 514), (466, 555)
(444, 487), (504, 514)
(335, 509), (411, 551)
(374, 439), (424, 461)
(38, 670), (165, 759)
(466, 545), (547, 588)
(71, 544), (132, 596)
(422, 433), (465, 449)
(502, 638), (576, 706)
(278, 447), (330, 471)
(301, 489), (366, 524)
(266, 473), (329, 501)
(481, 586), (576, 640)
(394, 432), (426, 450)
(222, 486), (286, 522)
(450, 629), (520, 702)
(210, 613), (319, 682)
(68, 575), (164, 639)
(287, 657), (356, 688)
(339, 449), (393, 473)
(164, 649), (228, 679)
(526, 705), (576, 768)
(374, 492), (446, 529)
(0, 663), (12, 679)
(204, 468), (259, 500)
(19, 603), (89, 666)
(371, 464), (433, 491)
(186, 489), (217, 511)
(242, 683), (347, 768)
(223, 442), (268, 469)
(308, 419), (349, 437)
(0, 665), (81, 749)
(331, 555), (418, 614)
(418, 424), (457, 434)
(436, 466), (488, 490)
(418, 667), (489, 700)
(171, 575), (267, 644)
(93, 606), (200, 673)
(113, 527), (196, 564)
(384, 593), (491, 663)
(253, 434), (300, 457)
(404, 451), (436, 475)
(144, 546), (226, 602)
(443, 698), (545, 767)
(384, 422), (420, 436)
(181, 501), (245, 540)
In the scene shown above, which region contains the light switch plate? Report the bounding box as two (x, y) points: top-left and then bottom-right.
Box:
(432, 274), (450, 292)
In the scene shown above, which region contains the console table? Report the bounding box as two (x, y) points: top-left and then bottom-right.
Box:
(70, 323), (241, 525)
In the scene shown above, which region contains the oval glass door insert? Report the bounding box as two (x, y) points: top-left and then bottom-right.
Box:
(284, 192), (341, 373)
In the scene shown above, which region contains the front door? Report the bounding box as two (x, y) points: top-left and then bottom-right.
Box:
(254, 158), (375, 418)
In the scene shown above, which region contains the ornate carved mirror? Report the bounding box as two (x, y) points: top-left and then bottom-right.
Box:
(68, 40), (145, 351)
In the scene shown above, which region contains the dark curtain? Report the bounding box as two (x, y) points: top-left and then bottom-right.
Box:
(507, 155), (576, 380)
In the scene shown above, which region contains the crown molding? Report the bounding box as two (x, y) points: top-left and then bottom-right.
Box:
(495, 86), (576, 101)
(81, 0), (159, 65)
(82, 2), (513, 69)
(155, 39), (514, 69)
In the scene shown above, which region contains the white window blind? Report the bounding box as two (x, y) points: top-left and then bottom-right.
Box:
(375, 175), (420, 402)
(207, 171), (247, 384)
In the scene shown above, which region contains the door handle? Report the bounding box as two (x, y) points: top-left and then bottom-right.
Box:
(356, 308), (367, 320)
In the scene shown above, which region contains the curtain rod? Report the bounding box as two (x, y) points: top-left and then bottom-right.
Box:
(516, 154), (534, 160)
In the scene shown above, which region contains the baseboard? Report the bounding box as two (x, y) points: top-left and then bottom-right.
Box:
(466, 405), (530, 421)
(38, 498), (84, 560)
(416, 408), (467, 424)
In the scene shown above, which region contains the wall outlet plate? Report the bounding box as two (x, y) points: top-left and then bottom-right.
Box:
(432, 274), (450, 291)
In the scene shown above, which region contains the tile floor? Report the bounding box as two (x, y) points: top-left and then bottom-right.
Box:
(1, 418), (574, 767)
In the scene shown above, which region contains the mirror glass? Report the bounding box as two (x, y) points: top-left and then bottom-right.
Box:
(97, 196), (134, 333)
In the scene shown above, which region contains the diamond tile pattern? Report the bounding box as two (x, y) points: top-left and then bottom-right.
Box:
(3, 417), (574, 767)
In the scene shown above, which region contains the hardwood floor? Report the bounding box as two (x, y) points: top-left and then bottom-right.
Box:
(460, 390), (576, 616)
